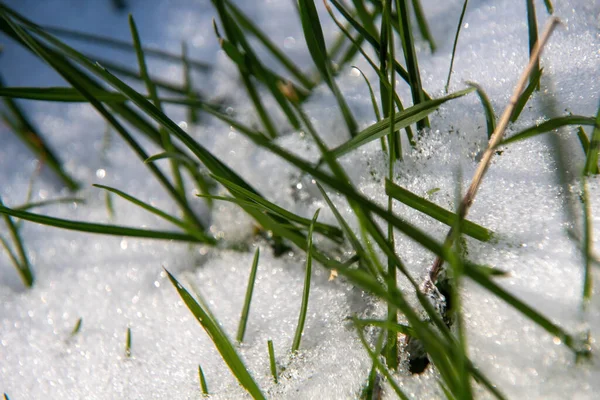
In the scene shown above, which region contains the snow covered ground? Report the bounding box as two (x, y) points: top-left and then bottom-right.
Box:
(1, 0), (600, 398)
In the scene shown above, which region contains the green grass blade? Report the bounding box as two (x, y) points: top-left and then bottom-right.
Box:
(353, 66), (387, 152)
(411, 0), (436, 52)
(543, 0), (554, 14)
(0, 204), (211, 243)
(42, 24), (210, 70)
(164, 269), (266, 400)
(223, 0), (314, 90)
(0, 86), (127, 102)
(355, 318), (415, 337)
(92, 184), (213, 243)
(577, 127), (599, 174)
(14, 197), (85, 211)
(298, 0), (357, 136)
(125, 327), (132, 358)
(354, 319), (410, 400)
(581, 179), (593, 308)
(385, 179), (494, 241)
(395, 0), (428, 130)
(71, 317), (83, 336)
(331, 87), (475, 158)
(510, 67), (543, 123)
(198, 365), (209, 396)
(129, 15), (187, 200)
(267, 340), (278, 384)
(291, 209), (320, 352)
(209, 175), (343, 242)
(466, 81), (496, 139)
(328, 0), (430, 100)
(500, 115), (597, 146)
(316, 182), (378, 276)
(236, 248), (260, 343)
(0, 198), (34, 287)
(583, 103), (600, 176)
(0, 76), (79, 190)
(325, 3), (411, 142)
(526, 0), (541, 92)
(445, 0), (469, 93)
(181, 42), (199, 123)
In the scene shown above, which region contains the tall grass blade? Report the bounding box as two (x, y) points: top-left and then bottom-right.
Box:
(411, 0), (436, 52)
(92, 184), (213, 242)
(445, 0), (469, 93)
(581, 179), (593, 308)
(395, 0), (428, 130)
(198, 365), (209, 396)
(267, 340), (278, 384)
(0, 205), (212, 243)
(354, 319), (410, 400)
(129, 15), (187, 201)
(467, 81), (496, 138)
(385, 179), (494, 241)
(583, 103), (600, 176)
(330, 87), (475, 158)
(223, 0), (314, 90)
(543, 0), (554, 14)
(236, 248), (260, 343)
(526, 0), (541, 91)
(354, 66), (387, 152)
(501, 115), (596, 146)
(0, 198), (34, 287)
(510, 67), (543, 123)
(181, 42), (199, 123)
(164, 269), (266, 399)
(577, 127), (599, 174)
(298, 0), (357, 136)
(291, 209), (320, 352)
(0, 76), (79, 190)
(325, 4), (413, 146)
(42, 24), (210, 70)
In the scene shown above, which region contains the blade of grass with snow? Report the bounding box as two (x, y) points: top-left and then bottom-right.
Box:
(291, 209), (320, 352)
(510, 67), (543, 123)
(411, 0), (436, 52)
(298, 0), (357, 136)
(198, 365), (209, 396)
(396, 0), (428, 130)
(385, 179), (494, 242)
(330, 87), (475, 159)
(583, 103), (600, 176)
(445, 0), (469, 93)
(501, 115), (597, 146)
(0, 205), (212, 243)
(236, 248), (260, 343)
(467, 81), (496, 138)
(164, 269), (266, 399)
(267, 340), (278, 384)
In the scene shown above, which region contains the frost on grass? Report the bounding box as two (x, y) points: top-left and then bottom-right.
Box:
(1, 0), (600, 399)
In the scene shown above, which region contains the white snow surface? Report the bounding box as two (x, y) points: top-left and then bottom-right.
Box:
(1, 0), (600, 399)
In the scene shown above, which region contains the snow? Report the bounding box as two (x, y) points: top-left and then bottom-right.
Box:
(1, 0), (600, 399)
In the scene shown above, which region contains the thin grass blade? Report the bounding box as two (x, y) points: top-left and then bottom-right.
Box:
(331, 87), (475, 158)
(385, 179), (494, 242)
(500, 115), (596, 146)
(198, 365), (209, 396)
(0, 205), (212, 243)
(583, 103), (600, 176)
(291, 209), (320, 352)
(510, 67), (543, 123)
(164, 269), (266, 399)
(236, 248), (260, 343)
(467, 81), (496, 138)
(267, 340), (278, 384)
(445, 0), (469, 93)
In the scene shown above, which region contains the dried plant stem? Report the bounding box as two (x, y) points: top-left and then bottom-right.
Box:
(425, 18), (561, 289)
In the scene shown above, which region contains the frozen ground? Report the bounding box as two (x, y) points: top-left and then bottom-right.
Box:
(1, 0), (600, 398)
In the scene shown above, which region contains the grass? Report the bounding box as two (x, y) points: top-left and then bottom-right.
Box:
(0, 1), (597, 399)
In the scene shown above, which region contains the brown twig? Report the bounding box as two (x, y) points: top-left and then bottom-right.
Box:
(424, 18), (561, 291)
